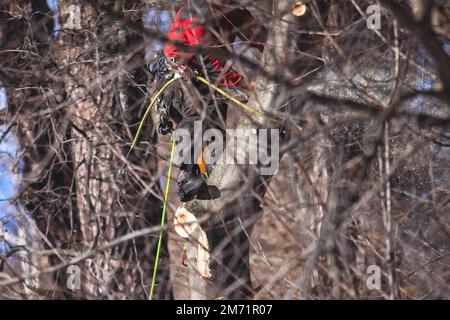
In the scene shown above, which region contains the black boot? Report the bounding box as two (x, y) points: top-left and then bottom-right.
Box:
(177, 167), (220, 202)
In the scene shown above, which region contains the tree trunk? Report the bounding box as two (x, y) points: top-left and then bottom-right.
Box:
(177, 0), (295, 300)
(0, 0), (170, 299)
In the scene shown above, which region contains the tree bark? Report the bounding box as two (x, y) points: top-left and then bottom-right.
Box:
(177, 0), (295, 300)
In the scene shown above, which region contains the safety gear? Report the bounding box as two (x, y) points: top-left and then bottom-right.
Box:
(147, 51), (175, 83)
(147, 56), (163, 74)
(164, 6), (204, 61)
(155, 82), (189, 131)
(148, 51), (166, 74)
(177, 167), (220, 202)
(163, 6), (244, 88)
(151, 78), (221, 202)
(150, 4), (260, 203)
(197, 151), (207, 176)
(157, 113), (173, 135)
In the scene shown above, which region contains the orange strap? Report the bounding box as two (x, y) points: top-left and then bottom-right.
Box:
(197, 151), (207, 176)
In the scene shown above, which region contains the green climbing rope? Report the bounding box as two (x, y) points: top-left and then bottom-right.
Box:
(149, 138), (176, 300)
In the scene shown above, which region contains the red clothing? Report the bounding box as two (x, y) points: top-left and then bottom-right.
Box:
(164, 7), (243, 87)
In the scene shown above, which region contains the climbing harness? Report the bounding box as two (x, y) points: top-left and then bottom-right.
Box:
(197, 151), (208, 178)
(124, 62), (279, 299)
(126, 71), (279, 161)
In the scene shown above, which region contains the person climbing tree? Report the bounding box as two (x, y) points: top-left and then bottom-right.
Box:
(147, 0), (265, 202)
